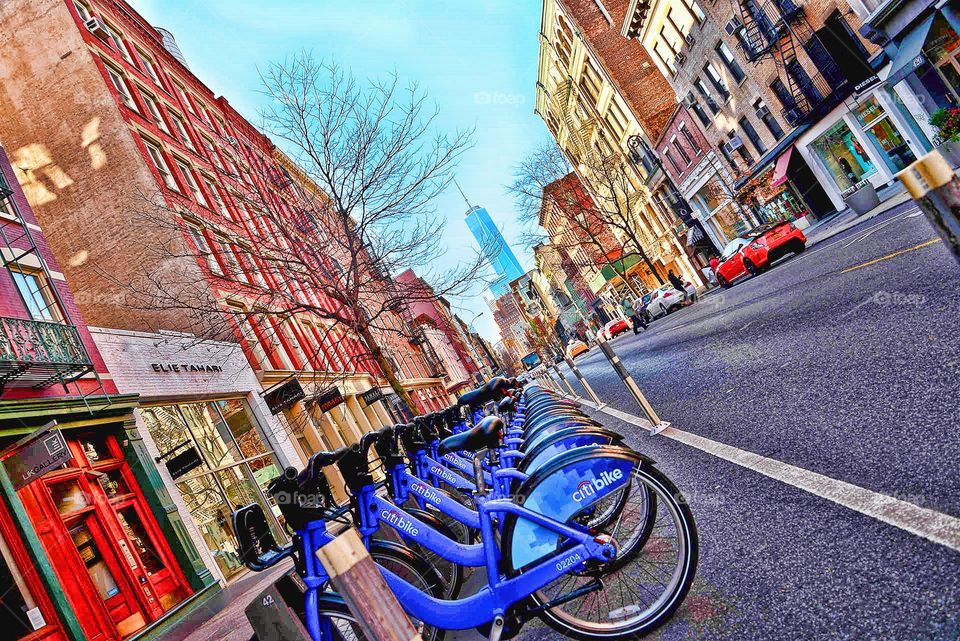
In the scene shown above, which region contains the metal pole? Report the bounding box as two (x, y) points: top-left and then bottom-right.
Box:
(897, 150), (960, 263)
(564, 356), (604, 408)
(550, 364), (580, 399)
(596, 339), (669, 435)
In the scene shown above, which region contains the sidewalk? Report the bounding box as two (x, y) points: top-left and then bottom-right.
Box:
(802, 183), (915, 247)
(162, 563), (294, 641)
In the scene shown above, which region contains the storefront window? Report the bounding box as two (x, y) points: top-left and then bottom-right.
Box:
(50, 480), (89, 515)
(810, 120), (876, 190)
(854, 97), (917, 173)
(69, 524), (121, 601)
(142, 399), (285, 582)
(0, 534), (40, 638)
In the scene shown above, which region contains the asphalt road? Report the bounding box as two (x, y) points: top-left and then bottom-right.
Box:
(542, 204), (960, 640)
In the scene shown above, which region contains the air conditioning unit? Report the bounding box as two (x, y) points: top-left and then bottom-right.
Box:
(724, 17), (743, 36)
(756, 104), (771, 117)
(723, 136), (743, 154)
(224, 135), (238, 146)
(85, 17), (110, 40)
(685, 33), (696, 46)
(785, 107), (805, 124)
(674, 52), (687, 66)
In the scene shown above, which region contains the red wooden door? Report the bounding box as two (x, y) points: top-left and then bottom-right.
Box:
(65, 514), (147, 637)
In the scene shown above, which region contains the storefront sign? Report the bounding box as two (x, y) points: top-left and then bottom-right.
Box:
(263, 378), (306, 414)
(151, 362), (224, 373)
(166, 446), (203, 479)
(359, 387), (384, 407)
(3, 425), (71, 490)
(314, 386), (345, 413)
(853, 74), (880, 95)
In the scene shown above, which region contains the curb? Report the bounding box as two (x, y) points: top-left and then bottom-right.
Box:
(805, 196), (917, 249)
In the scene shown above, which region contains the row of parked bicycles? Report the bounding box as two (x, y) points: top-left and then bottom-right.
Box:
(234, 376), (699, 641)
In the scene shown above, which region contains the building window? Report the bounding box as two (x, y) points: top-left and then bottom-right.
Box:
(201, 136), (225, 170)
(685, 93), (712, 126)
(169, 112), (195, 150)
(704, 62), (730, 100)
(687, 0), (706, 23)
(137, 49), (162, 87)
(694, 78), (721, 114)
(770, 78), (798, 112)
(754, 99), (785, 139)
(786, 59), (823, 106)
(664, 149), (683, 174)
(579, 59), (602, 103)
(203, 177), (230, 217)
(10, 268), (63, 322)
(102, 21), (131, 60)
(175, 160), (207, 206)
(105, 65), (137, 111)
(671, 137), (692, 165)
(679, 122), (702, 156)
(173, 81), (195, 114)
(143, 140), (178, 190)
(715, 42), (745, 84)
(215, 237), (247, 283)
(73, 0), (92, 22)
(739, 116), (766, 154)
(730, 131), (754, 164)
(140, 90), (168, 133)
(186, 225), (222, 275)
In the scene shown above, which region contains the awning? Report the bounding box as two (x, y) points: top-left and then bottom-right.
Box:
(770, 146), (794, 188)
(685, 225), (704, 246)
(600, 254), (642, 281)
(734, 124), (810, 190)
(886, 12), (936, 87)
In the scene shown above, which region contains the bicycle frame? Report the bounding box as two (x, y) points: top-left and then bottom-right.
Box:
(297, 488), (619, 636)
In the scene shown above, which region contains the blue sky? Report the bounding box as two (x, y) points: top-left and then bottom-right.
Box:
(129, 0), (552, 341)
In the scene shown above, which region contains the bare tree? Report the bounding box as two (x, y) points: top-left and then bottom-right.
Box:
(508, 142), (668, 296)
(124, 55), (485, 415)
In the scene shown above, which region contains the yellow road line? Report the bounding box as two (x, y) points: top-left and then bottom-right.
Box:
(840, 238), (942, 274)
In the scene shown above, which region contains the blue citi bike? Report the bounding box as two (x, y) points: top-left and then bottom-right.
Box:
(234, 377), (698, 641)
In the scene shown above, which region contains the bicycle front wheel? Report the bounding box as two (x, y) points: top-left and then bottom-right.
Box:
(533, 463), (697, 640)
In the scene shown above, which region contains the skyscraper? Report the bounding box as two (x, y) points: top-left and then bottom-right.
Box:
(465, 205), (524, 297)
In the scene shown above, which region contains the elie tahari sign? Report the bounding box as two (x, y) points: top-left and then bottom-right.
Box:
(152, 362), (224, 373)
(2, 422), (71, 490)
(263, 378), (306, 415)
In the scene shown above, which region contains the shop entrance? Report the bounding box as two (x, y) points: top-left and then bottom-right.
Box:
(20, 430), (191, 641)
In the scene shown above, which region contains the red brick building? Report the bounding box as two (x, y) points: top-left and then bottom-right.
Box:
(1, 142), (204, 641)
(0, 0), (448, 442)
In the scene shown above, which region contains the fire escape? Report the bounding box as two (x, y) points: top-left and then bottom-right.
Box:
(736, 0), (848, 126)
(0, 173), (106, 407)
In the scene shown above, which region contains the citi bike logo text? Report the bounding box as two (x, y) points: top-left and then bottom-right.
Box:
(430, 465), (459, 484)
(410, 482), (442, 505)
(571, 469), (624, 503)
(380, 509), (420, 536)
(442, 453), (461, 466)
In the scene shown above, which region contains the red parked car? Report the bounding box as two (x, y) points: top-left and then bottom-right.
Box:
(716, 221), (807, 287)
(600, 318), (631, 341)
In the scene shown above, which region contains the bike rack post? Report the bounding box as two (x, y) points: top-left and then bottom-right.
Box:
(564, 356), (604, 408)
(897, 150), (960, 263)
(550, 363), (581, 399)
(596, 339), (670, 435)
(315, 529), (422, 641)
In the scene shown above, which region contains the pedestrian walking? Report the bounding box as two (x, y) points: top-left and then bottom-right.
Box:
(621, 297), (646, 333)
(668, 270), (689, 303)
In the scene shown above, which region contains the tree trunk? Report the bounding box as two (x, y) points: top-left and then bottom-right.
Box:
(357, 325), (421, 417)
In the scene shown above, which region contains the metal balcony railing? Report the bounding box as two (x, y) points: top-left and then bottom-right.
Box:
(0, 317), (94, 391)
(779, 71), (849, 126)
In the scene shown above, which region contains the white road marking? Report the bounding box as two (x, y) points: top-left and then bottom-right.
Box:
(842, 211), (912, 248)
(739, 319), (757, 331)
(840, 296), (875, 318)
(575, 398), (960, 552)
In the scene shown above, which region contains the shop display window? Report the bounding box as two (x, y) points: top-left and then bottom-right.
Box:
(854, 98), (917, 173)
(0, 533), (44, 639)
(810, 120), (876, 190)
